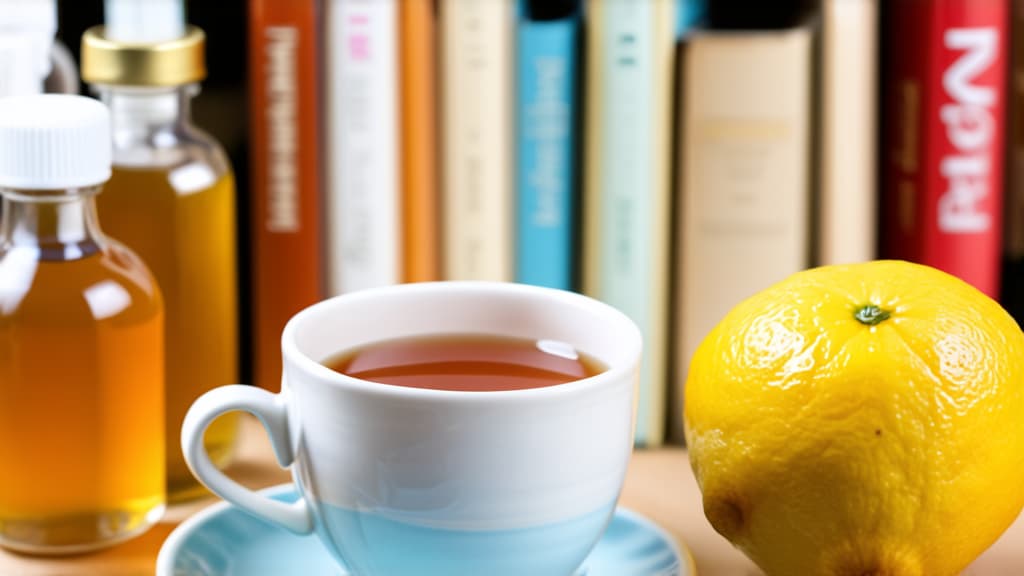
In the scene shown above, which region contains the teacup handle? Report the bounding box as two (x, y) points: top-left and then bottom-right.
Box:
(182, 385), (314, 534)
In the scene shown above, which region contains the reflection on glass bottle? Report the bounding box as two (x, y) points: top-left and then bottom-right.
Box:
(81, 2), (240, 502)
(0, 94), (165, 554)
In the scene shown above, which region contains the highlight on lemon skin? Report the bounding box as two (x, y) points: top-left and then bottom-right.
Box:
(683, 260), (1024, 576)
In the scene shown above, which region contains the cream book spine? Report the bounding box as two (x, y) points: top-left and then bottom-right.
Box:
(819, 0), (877, 265)
(673, 26), (813, 441)
(440, 0), (515, 281)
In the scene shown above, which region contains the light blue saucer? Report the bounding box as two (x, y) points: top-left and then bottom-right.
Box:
(157, 484), (695, 576)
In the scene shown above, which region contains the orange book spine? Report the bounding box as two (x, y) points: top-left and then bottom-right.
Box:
(400, 0), (439, 282)
(249, 0), (324, 391)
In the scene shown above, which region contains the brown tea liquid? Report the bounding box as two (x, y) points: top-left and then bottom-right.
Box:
(325, 334), (606, 391)
(98, 167), (239, 502)
(0, 245), (165, 552)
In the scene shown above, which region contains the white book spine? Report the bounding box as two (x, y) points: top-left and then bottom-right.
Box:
(326, 0), (400, 295)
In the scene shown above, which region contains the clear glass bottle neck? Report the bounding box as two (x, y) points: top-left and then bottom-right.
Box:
(95, 84), (197, 149)
(0, 187), (106, 261)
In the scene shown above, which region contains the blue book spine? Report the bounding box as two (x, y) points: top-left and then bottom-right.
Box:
(514, 1), (580, 290)
(676, 0), (706, 37)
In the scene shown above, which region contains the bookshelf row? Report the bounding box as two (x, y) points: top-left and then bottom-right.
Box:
(250, 0), (1019, 447)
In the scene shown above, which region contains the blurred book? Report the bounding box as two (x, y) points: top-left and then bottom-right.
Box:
(248, 0), (324, 391)
(818, 0), (877, 265)
(672, 23), (813, 440)
(514, 0), (582, 290)
(325, 0), (400, 294)
(881, 0), (1008, 299)
(440, 0), (515, 281)
(584, 0), (676, 447)
(400, 0), (439, 283)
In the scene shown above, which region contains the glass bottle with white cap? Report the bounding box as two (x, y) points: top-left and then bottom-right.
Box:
(0, 94), (165, 553)
(80, 0), (239, 502)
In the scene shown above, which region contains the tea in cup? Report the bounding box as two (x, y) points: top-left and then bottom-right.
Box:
(182, 282), (641, 575)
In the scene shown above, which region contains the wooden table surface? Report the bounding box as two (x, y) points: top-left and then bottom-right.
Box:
(2, 415), (1021, 575)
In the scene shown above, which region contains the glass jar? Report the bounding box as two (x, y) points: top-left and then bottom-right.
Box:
(0, 94), (165, 553)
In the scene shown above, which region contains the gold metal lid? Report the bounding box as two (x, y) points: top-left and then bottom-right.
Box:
(80, 25), (206, 86)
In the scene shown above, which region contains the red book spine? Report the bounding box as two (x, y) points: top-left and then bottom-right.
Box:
(883, 0), (1008, 298)
(249, 0), (324, 391)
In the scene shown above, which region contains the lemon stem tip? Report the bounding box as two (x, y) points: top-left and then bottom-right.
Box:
(855, 304), (891, 326)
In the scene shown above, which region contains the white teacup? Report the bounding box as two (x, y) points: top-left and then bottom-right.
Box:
(182, 282), (641, 575)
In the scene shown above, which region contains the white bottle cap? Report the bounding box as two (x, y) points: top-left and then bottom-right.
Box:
(0, 94), (112, 189)
(104, 0), (185, 43)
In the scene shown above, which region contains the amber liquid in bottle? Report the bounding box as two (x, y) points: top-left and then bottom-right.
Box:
(0, 191), (165, 553)
(98, 164), (239, 502)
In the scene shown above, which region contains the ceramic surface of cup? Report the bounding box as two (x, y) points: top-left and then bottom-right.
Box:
(183, 282), (641, 576)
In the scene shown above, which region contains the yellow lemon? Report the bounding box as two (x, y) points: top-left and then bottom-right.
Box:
(684, 260), (1024, 576)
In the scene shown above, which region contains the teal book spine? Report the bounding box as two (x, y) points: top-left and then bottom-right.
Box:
(602, 2), (656, 444)
(585, 0), (674, 446)
(514, 0), (581, 290)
